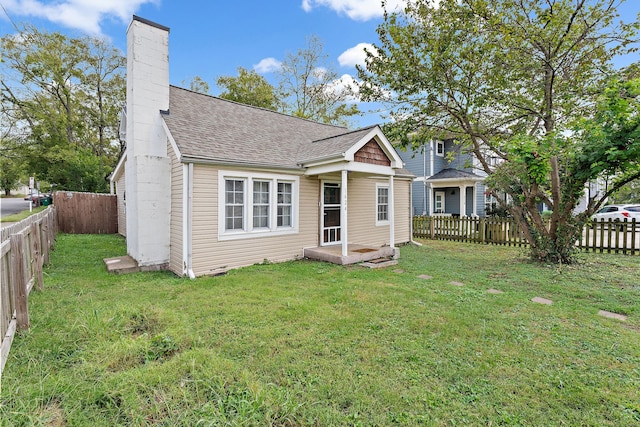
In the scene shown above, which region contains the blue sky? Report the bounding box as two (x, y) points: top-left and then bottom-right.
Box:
(1, 0), (638, 128)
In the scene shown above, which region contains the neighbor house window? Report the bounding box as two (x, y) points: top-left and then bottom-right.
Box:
(277, 182), (292, 227)
(377, 185), (389, 224)
(225, 179), (245, 230)
(219, 171), (299, 240)
(253, 180), (270, 228)
(436, 141), (445, 157)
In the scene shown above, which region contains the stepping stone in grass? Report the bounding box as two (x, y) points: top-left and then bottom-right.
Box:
(532, 297), (553, 305)
(450, 281), (464, 287)
(598, 310), (627, 321)
(487, 288), (503, 294)
(418, 274), (433, 280)
(393, 269), (405, 274)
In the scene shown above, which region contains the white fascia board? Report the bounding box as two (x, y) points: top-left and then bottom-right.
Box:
(110, 152), (127, 183)
(304, 160), (395, 176)
(161, 117), (182, 160)
(427, 177), (484, 187)
(343, 126), (403, 168)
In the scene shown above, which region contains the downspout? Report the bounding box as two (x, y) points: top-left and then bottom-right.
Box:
(187, 163), (195, 279)
(182, 163), (195, 279)
(428, 140), (435, 216)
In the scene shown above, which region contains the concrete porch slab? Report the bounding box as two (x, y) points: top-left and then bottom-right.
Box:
(303, 244), (397, 265)
(104, 256), (168, 274)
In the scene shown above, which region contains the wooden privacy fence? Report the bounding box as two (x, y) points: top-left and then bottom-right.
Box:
(413, 216), (639, 255)
(1, 207), (57, 381)
(54, 191), (117, 234)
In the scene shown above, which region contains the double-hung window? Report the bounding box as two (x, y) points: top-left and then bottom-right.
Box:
(277, 182), (292, 227)
(225, 179), (245, 230)
(219, 171), (298, 240)
(253, 180), (270, 229)
(376, 185), (389, 225)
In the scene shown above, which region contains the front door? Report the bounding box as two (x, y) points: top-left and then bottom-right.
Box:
(435, 191), (446, 214)
(322, 182), (341, 245)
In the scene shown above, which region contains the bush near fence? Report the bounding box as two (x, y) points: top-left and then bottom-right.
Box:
(1, 207), (57, 381)
(413, 216), (639, 255)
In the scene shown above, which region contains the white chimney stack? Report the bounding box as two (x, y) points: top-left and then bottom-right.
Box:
(124, 16), (171, 267)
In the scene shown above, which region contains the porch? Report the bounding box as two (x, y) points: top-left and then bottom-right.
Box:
(304, 244), (398, 265)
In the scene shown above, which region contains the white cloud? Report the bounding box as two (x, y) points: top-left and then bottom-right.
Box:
(1, 0), (158, 35)
(338, 42), (374, 68)
(301, 0), (406, 21)
(326, 74), (361, 102)
(253, 57), (283, 74)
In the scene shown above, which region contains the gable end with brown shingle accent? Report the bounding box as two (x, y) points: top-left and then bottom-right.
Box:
(354, 139), (391, 166)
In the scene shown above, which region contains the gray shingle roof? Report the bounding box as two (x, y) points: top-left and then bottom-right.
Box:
(428, 168), (483, 180)
(163, 86), (378, 169)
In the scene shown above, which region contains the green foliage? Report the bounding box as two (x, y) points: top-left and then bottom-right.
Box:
(216, 67), (279, 110)
(359, 0), (639, 263)
(278, 35), (360, 126)
(1, 25), (125, 192)
(1, 235), (639, 425)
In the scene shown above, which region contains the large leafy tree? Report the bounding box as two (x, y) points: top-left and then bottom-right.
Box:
(0, 25), (125, 192)
(279, 35), (360, 126)
(216, 67), (279, 110)
(359, 0), (639, 263)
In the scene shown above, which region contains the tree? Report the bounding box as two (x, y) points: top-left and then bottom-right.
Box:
(279, 35), (360, 126)
(358, 0), (639, 263)
(610, 179), (640, 204)
(216, 67), (279, 110)
(1, 25), (125, 192)
(184, 75), (210, 94)
(0, 134), (24, 196)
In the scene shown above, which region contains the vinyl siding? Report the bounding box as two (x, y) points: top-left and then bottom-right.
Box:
(116, 172), (126, 237)
(346, 176), (411, 247)
(190, 165), (319, 275)
(394, 179), (412, 243)
(168, 139), (184, 276)
(347, 178), (390, 246)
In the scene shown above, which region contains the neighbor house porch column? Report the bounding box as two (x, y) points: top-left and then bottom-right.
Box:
(459, 185), (467, 217)
(341, 170), (348, 257)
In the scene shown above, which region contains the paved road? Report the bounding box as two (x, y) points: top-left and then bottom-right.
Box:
(1, 197), (31, 218)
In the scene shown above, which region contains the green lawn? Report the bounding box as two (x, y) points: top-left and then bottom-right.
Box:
(1, 234), (639, 426)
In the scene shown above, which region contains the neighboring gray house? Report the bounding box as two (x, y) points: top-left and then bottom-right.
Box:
(397, 140), (487, 217)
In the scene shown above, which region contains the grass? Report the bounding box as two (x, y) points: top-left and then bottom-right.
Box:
(1, 234), (639, 426)
(0, 206), (47, 222)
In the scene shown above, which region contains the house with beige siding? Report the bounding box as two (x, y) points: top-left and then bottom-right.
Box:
(110, 16), (413, 278)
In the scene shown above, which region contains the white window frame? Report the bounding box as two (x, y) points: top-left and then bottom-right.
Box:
(218, 170), (299, 241)
(435, 190), (446, 214)
(376, 184), (390, 226)
(436, 140), (445, 157)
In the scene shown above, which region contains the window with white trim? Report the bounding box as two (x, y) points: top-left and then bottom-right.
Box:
(219, 171), (299, 240)
(252, 180), (270, 228)
(436, 141), (445, 157)
(277, 182), (292, 227)
(225, 179), (245, 230)
(376, 185), (389, 224)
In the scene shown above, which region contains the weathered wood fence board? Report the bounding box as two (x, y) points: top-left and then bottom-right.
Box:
(413, 216), (639, 255)
(0, 207), (57, 382)
(53, 191), (117, 234)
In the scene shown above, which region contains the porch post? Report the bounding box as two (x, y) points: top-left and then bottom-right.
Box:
(472, 184), (477, 217)
(428, 184), (433, 216)
(341, 170), (348, 257)
(460, 185), (466, 217)
(389, 175), (395, 248)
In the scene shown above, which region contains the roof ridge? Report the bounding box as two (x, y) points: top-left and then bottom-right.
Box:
(169, 85), (349, 130)
(311, 124), (379, 143)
